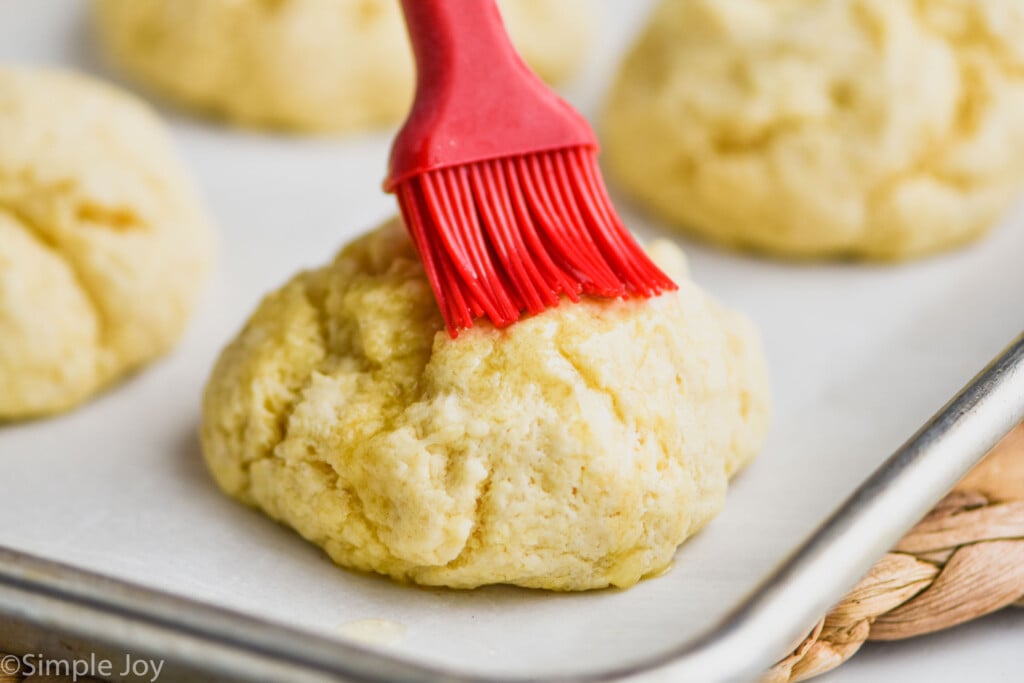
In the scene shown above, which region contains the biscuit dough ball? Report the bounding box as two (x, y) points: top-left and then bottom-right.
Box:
(200, 219), (769, 590)
(95, 0), (592, 133)
(0, 68), (212, 419)
(604, 0), (1024, 260)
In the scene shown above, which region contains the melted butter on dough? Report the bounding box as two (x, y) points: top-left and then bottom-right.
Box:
(201, 219), (769, 590)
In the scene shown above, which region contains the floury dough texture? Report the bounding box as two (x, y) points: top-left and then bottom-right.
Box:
(0, 67), (212, 419)
(200, 219), (770, 590)
(95, 0), (592, 133)
(604, 0), (1024, 260)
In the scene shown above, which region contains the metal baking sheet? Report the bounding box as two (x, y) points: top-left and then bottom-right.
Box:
(2, 1), (1023, 681)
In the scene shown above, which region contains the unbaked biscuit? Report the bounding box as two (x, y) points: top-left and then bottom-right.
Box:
(0, 67), (213, 419)
(200, 218), (770, 590)
(95, 0), (592, 133)
(604, 0), (1024, 260)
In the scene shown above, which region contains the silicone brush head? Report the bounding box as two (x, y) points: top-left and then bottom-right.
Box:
(386, 0), (676, 337)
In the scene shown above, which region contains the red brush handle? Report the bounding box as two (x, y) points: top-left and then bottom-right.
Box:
(399, 0), (513, 94)
(385, 0), (597, 191)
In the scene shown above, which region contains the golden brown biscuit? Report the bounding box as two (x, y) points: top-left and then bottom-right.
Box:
(604, 0), (1024, 260)
(95, 0), (592, 133)
(0, 67), (213, 419)
(201, 219), (769, 590)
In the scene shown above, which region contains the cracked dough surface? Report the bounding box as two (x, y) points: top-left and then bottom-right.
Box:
(0, 67), (212, 419)
(200, 219), (770, 590)
(94, 0), (592, 133)
(604, 0), (1024, 260)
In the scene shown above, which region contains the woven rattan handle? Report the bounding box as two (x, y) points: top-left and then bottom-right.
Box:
(767, 424), (1024, 683)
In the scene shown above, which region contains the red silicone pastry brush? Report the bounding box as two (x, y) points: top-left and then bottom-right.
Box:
(385, 0), (677, 337)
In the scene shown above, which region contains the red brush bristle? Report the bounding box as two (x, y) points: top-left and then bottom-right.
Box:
(396, 147), (678, 337)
